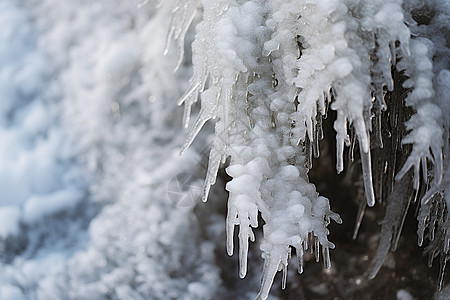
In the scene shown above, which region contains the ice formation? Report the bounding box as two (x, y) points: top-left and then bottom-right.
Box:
(168, 0), (449, 298)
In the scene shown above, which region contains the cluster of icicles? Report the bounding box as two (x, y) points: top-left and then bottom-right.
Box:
(164, 0), (449, 298)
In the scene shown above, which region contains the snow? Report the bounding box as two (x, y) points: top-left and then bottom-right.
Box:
(0, 207), (21, 238)
(0, 1), (228, 299)
(0, 285), (26, 300)
(0, 0), (448, 299)
(23, 190), (84, 224)
(0, 0), (87, 241)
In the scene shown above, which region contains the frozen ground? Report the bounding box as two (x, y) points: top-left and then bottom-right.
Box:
(0, 1), (448, 300)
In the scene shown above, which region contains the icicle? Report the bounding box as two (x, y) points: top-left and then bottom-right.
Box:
(178, 81), (202, 129)
(202, 176), (214, 202)
(202, 130), (225, 202)
(180, 87), (220, 154)
(322, 246), (331, 269)
(349, 127), (356, 163)
(359, 142), (375, 207)
(335, 111), (348, 174)
(305, 136), (312, 169)
(249, 229), (255, 242)
(255, 249), (285, 300)
(336, 137), (345, 174)
(313, 118), (320, 159)
(304, 233), (310, 252)
(226, 200), (238, 256)
(181, 103), (192, 129)
(324, 88), (332, 119)
(296, 245), (304, 274)
(314, 236), (320, 262)
(175, 8), (197, 71)
(164, 18), (176, 56)
(317, 110), (324, 140)
(312, 136), (320, 159)
(164, 1), (199, 71)
(281, 259), (288, 290)
(239, 226), (250, 278)
(178, 81), (201, 106)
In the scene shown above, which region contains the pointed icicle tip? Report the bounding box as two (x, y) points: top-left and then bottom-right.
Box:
(202, 180), (211, 203)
